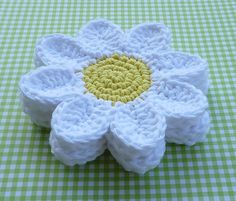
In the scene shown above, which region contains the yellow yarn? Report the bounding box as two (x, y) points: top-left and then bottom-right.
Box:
(83, 54), (152, 103)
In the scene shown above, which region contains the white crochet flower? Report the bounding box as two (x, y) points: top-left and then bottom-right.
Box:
(19, 20), (210, 174)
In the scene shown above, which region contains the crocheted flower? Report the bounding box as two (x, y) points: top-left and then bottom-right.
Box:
(19, 20), (210, 174)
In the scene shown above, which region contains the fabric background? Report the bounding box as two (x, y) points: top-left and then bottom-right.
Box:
(0, 0), (235, 200)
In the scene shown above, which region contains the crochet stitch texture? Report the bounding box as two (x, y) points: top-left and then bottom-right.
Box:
(19, 20), (210, 174)
(83, 54), (152, 103)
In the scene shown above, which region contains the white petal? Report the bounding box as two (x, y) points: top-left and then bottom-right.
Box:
(166, 111), (210, 146)
(50, 96), (110, 166)
(107, 101), (166, 174)
(19, 65), (84, 127)
(151, 80), (210, 145)
(77, 20), (124, 57)
(35, 34), (91, 67)
(147, 52), (209, 94)
(125, 23), (171, 55)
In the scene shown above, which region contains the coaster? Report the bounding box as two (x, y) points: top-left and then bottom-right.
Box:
(19, 20), (210, 174)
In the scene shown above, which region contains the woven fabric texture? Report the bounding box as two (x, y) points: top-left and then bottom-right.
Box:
(0, 0), (235, 200)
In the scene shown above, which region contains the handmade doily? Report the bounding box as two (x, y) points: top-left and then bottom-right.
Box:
(19, 20), (210, 174)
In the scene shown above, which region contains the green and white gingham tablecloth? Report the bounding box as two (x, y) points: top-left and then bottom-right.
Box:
(0, 1), (235, 200)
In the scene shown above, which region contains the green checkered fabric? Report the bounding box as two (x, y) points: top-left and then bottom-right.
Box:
(0, 0), (235, 200)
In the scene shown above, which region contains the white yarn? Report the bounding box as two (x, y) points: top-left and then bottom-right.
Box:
(77, 19), (124, 58)
(19, 19), (211, 174)
(124, 23), (171, 55)
(107, 101), (166, 174)
(50, 96), (111, 166)
(165, 111), (210, 145)
(19, 65), (83, 127)
(146, 52), (209, 94)
(150, 80), (209, 145)
(34, 34), (91, 67)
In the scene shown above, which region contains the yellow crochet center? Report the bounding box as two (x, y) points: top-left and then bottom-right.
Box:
(83, 54), (151, 103)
